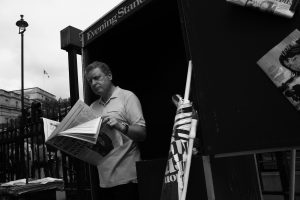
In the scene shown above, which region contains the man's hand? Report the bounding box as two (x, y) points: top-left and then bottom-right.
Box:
(102, 115), (124, 132)
(101, 115), (146, 141)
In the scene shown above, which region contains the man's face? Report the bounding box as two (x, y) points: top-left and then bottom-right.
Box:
(284, 54), (300, 72)
(86, 67), (112, 96)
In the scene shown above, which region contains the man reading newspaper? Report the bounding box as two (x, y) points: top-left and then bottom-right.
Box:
(85, 61), (147, 200)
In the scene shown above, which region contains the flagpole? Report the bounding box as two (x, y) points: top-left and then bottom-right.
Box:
(181, 116), (197, 200)
(160, 60), (196, 200)
(183, 60), (192, 103)
(180, 60), (196, 200)
(43, 70), (45, 91)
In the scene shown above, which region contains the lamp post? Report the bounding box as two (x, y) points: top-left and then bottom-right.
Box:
(16, 14), (28, 180)
(16, 15), (28, 127)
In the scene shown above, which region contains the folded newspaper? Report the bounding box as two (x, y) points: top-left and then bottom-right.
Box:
(42, 99), (125, 166)
(257, 29), (300, 111)
(226, 0), (300, 18)
(0, 177), (64, 196)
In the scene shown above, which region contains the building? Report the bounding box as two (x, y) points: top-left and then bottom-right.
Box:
(0, 87), (56, 124)
(0, 89), (30, 124)
(14, 87), (56, 103)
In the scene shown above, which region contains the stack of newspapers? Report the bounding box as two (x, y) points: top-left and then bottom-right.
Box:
(0, 177), (63, 196)
(227, 0), (300, 18)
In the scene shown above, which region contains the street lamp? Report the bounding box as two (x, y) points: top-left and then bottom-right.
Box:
(16, 14), (28, 181)
(16, 15), (28, 123)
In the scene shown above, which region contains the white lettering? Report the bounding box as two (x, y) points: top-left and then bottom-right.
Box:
(86, 0), (148, 42)
(118, 8), (126, 18)
(164, 174), (177, 183)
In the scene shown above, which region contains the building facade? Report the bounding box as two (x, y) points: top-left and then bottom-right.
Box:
(0, 87), (56, 124)
(14, 87), (56, 103)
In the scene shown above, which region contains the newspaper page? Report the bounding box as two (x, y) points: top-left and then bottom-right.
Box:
(59, 117), (102, 143)
(42, 99), (127, 166)
(226, 0), (300, 18)
(42, 117), (104, 165)
(257, 29), (300, 111)
(45, 124), (126, 166)
(43, 117), (101, 144)
(46, 100), (97, 141)
(42, 118), (59, 141)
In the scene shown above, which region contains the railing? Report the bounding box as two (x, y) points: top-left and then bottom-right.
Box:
(0, 101), (93, 199)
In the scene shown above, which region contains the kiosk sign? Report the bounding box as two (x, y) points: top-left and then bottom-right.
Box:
(81, 0), (151, 46)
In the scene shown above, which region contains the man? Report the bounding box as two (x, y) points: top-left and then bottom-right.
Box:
(85, 61), (146, 200)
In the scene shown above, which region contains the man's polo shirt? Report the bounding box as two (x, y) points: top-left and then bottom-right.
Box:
(90, 86), (145, 188)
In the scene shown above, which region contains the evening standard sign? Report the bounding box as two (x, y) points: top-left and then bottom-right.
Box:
(81, 0), (151, 46)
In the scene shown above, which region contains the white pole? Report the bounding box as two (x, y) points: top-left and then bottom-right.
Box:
(180, 60), (194, 200)
(181, 118), (198, 200)
(184, 60), (192, 102)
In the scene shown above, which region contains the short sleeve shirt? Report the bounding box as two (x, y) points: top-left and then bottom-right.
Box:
(90, 86), (145, 188)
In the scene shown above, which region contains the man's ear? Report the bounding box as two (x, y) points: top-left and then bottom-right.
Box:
(106, 74), (112, 81)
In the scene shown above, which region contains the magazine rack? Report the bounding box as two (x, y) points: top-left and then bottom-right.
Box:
(74, 0), (300, 199)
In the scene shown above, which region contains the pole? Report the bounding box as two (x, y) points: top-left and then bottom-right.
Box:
(16, 14), (28, 182)
(183, 60), (192, 102)
(67, 48), (79, 106)
(202, 156), (215, 200)
(21, 32), (24, 124)
(289, 149), (296, 200)
(181, 117), (198, 200)
(20, 31), (28, 183)
(180, 60), (195, 200)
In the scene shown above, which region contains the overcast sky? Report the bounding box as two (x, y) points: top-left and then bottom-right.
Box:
(0, 0), (123, 99)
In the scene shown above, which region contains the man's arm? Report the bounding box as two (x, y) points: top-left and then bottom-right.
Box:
(121, 123), (146, 142)
(102, 116), (146, 142)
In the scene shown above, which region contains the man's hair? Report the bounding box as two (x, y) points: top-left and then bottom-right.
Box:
(279, 38), (300, 69)
(85, 61), (112, 76)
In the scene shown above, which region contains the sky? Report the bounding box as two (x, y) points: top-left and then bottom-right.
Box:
(0, 0), (123, 99)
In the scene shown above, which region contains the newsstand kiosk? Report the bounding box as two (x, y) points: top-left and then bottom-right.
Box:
(68, 0), (300, 199)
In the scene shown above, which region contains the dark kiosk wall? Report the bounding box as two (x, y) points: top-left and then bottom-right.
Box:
(82, 0), (188, 159)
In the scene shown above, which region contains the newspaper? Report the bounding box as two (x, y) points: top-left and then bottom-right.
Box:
(42, 99), (124, 166)
(257, 29), (300, 111)
(0, 177), (64, 196)
(1, 177), (63, 187)
(1, 179), (27, 187)
(226, 0), (300, 18)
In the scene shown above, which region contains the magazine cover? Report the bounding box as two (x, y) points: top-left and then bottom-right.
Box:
(227, 0), (300, 18)
(257, 29), (300, 111)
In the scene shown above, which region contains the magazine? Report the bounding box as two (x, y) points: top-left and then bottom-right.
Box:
(257, 29), (300, 111)
(42, 99), (125, 166)
(226, 0), (300, 18)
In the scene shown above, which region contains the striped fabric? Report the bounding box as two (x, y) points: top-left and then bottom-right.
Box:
(160, 96), (194, 200)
